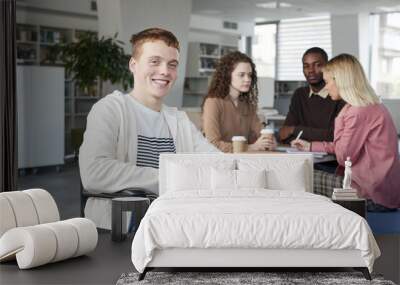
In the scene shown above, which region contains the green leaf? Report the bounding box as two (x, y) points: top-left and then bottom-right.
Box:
(51, 32), (133, 95)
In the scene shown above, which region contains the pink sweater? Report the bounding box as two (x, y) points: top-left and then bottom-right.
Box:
(312, 104), (400, 208)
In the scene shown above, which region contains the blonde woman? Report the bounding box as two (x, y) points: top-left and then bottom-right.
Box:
(292, 54), (400, 210)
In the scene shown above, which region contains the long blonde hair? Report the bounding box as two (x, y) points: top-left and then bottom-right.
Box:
(323, 54), (379, 107)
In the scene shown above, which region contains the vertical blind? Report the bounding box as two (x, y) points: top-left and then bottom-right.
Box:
(277, 16), (332, 80)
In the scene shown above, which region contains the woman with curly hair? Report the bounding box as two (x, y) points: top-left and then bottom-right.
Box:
(201, 51), (276, 153)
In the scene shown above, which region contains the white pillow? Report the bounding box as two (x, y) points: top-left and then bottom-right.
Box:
(167, 160), (235, 192)
(169, 163), (210, 191)
(237, 158), (307, 191)
(211, 168), (267, 191)
(237, 169), (267, 189)
(211, 168), (236, 190)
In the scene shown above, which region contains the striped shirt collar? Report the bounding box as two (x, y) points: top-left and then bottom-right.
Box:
(309, 87), (329, 99)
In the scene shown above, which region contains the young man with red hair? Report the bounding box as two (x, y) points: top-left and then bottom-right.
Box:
(80, 28), (218, 198)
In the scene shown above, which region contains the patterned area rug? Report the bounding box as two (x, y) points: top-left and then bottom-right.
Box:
(116, 271), (395, 285)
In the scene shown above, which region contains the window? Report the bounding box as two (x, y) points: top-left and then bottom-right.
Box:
(277, 16), (332, 80)
(252, 22), (277, 78)
(370, 13), (400, 98)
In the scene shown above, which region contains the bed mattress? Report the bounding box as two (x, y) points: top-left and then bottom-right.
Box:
(131, 190), (380, 273)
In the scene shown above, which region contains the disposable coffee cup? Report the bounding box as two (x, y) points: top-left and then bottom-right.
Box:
(260, 128), (275, 151)
(260, 128), (274, 140)
(232, 136), (247, 153)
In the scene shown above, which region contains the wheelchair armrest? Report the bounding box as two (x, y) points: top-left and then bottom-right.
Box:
(82, 188), (155, 198)
(80, 187), (158, 218)
(119, 188), (151, 196)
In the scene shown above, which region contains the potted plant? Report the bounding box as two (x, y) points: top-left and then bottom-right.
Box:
(50, 32), (133, 96)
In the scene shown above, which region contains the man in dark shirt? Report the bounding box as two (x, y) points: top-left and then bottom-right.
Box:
(279, 47), (345, 143)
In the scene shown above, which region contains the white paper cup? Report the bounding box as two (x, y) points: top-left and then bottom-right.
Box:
(232, 136), (247, 153)
(260, 128), (274, 140)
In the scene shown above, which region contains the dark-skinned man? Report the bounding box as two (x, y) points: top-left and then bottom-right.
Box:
(279, 47), (345, 144)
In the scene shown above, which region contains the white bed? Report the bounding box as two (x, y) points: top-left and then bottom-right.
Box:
(131, 153), (380, 280)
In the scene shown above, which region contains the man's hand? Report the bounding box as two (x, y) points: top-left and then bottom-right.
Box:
(290, 139), (311, 151)
(279, 126), (295, 141)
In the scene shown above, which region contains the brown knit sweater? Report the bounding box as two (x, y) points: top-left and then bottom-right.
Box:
(202, 96), (263, 152)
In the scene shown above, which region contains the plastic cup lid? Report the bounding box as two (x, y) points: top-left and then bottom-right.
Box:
(232, 136), (246, 142)
(260, 128), (274, 134)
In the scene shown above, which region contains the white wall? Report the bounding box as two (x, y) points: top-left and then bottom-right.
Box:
(190, 14), (254, 37)
(189, 14), (254, 53)
(96, 0), (123, 42)
(258, 77), (275, 108)
(331, 13), (370, 72)
(188, 29), (239, 46)
(97, 0), (192, 108)
(382, 99), (400, 135)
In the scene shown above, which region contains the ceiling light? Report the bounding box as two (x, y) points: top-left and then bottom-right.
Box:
(256, 1), (292, 9)
(255, 17), (268, 22)
(377, 5), (400, 12)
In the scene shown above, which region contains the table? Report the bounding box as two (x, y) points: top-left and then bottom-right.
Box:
(332, 199), (366, 218)
(0, 230), (134, 285)
(247, 148), (337, 164)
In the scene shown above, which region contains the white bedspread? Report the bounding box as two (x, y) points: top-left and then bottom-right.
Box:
(131, 190), (380, 273)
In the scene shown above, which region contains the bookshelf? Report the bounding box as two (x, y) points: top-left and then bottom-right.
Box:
(64, 80), (101, 156)
(186, 42), (237, 78)
(16, 24), (39, 64)
(183, 42), (237, 107)
(16, 24), (93, 66)
(17, 23), (99, 157)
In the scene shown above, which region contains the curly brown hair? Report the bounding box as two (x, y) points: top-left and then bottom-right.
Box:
(202, 51), (258, 110)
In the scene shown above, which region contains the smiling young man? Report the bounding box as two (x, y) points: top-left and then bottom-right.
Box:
(279, 47), (345, 143)
(79, 28), (218, 200)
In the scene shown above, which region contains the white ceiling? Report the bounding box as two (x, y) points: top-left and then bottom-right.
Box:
(192, 0), (400, 22)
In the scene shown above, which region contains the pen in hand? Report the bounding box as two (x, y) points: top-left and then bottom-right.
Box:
(291, 130), (311, 151)
(294, 130), (303, 141)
